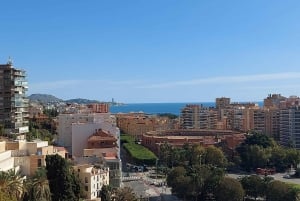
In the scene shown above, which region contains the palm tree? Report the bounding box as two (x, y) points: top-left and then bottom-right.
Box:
(25, 168), (51, 201)
(0, 169), (25, 201)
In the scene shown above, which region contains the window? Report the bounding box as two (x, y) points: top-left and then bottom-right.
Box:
(37, 159), (42, 167)
(85, 186), (88, 192)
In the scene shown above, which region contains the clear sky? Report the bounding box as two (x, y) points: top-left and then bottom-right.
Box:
(1, 0), (300, 103)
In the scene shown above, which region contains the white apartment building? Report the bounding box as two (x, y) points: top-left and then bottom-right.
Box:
(0, 150), (14, 172)
(71, 122), (120, 157)
(74, 164), (109, 200)
(280, 106), (300, 149)
(57, 113), (118, 154)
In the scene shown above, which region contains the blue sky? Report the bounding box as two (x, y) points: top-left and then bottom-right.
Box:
(1, 1), (300, 103)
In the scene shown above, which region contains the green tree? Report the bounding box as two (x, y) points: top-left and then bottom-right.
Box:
(237, 144), (270, 171)
(266, 180), (291, 201)
(285, 148), (300, 169)
(45, 154), (81, 201)
(159, 142), (172, 167)
(269, 146), (287, 172)
(167, 166), (192, 199)
(244, 132), (274, 148)
(0, 169), (24, 201)
(240, 175), (266, 200)
(167, 166), (187, 189)
(189, 144), (205, 167)
(0, 190), (17, 201)
(170, 147), (182, 167)
(43, 108), (58, 118)
(199, 165), (225, 200)
(215, 177), (244, 201)
(100, 185), (111, 201)
(24, 168), (51, 201)
(113, 187), (138, 201)
(204, 146), (227, 167)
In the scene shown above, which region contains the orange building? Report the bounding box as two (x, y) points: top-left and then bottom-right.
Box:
(116, 113), (177, 140)
(87, 103), (109, 113)
(87, 129), (117, 149)
(142, 129), (246, 155)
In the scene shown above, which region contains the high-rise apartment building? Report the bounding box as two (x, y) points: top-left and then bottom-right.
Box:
(180, 105), (218, 129)
(0, 60), (29, 138)
(264, 94), (286, 109)
(180, 104), (201, 129)
(280, 107), (300, 148)
(216, 97), (230, 109)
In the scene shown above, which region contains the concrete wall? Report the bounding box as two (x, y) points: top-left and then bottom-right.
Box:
(0, 141), (6, 152)
(14, 156), (30, 176)
(0, 150), (14, 172)
(72, 123), (105, 157)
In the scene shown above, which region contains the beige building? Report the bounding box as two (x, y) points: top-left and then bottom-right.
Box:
(74, 164), (109, 200)
(0, 140), (67, 176)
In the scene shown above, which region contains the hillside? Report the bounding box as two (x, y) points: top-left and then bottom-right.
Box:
(28, 94), (63, 104)
(28, 94), (103, 105)
(65, 98), (100, 104)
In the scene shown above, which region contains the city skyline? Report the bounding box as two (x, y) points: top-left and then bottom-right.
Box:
(1, 1), (300, 103)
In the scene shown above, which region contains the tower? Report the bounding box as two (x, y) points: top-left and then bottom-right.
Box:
(0, 60), (29, 139)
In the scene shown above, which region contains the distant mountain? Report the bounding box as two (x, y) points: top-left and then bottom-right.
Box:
(28, 94), (63, 104)
(65, 98), (100, 104)
(28, 94), (103, 105)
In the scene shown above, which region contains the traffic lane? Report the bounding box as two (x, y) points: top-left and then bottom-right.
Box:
(227, 173), (300, 184)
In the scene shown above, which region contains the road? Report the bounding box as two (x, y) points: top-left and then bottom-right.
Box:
(122, 171), (181, 201)
(227, 172), (300, 184)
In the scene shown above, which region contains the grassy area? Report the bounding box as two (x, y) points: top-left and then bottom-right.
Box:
(287, 183), (300, 190)
(120, 134), (134, 143)
(121, 134), (157, 165)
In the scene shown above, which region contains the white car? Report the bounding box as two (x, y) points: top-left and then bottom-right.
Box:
(283, 174), (291, 179)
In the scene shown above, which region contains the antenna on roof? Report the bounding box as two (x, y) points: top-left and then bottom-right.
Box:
(7, 56), (13, 65)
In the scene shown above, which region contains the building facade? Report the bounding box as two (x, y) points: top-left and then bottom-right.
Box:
(280, 107), (300, 148)
(116, 113), (177, 140)
(57, 113), (117, 153)
(142, 129), (246, 155)
(0, 140), (67, 176)
(180, 104), (201, 129)
(0, 61), (29, 138)
(74, 164), (109, 200)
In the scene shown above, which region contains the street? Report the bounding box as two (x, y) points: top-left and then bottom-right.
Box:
(122, 171), (181, 201)
(227, 172), (300, 185)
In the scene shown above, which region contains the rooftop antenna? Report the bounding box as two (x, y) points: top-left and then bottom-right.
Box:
(7, 56), (13, 65)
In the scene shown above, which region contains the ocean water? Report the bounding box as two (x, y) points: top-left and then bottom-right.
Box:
(110, 102), (215, 116)
(110, 102), (263, 116)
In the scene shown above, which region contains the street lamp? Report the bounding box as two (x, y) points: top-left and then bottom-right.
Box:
(199, 154), (202, 166)
(156, 158), (159, 181)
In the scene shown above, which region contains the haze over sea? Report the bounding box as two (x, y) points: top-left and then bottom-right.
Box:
(110, 102), (263, 116)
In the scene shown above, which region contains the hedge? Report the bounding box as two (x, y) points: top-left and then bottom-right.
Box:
(121, 134), (157, 165)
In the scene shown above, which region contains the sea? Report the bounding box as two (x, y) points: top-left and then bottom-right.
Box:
(110, 102), (263, 116)
(110, 103), (213, 116)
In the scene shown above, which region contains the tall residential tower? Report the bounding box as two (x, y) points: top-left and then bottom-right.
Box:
(0, 60), (29, 138)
